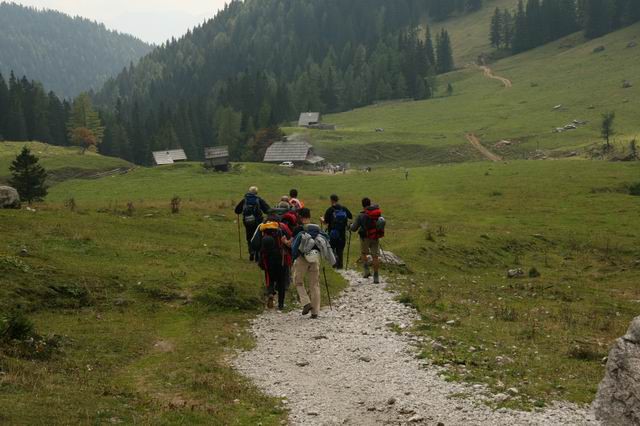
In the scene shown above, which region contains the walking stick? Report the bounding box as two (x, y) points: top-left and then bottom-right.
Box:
(237, 215), (243, 260)
(346, 230), (352, 269)
(322, 266), (333, 310)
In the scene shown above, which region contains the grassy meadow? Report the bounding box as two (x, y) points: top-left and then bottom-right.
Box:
(2, 145), (639, 421)
(303, 22), (640, 167)
(0, 142), (132, 184)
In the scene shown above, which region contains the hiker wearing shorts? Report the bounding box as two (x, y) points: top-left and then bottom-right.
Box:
(350, 198), (385, 284)
(234, 186), (270, 261)
(321, 194), (353, 270)
(290, 208), (336, 318)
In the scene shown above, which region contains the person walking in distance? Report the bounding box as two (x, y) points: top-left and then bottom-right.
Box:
(321, 194), (353, 270)
(290, 208), (336, 318)
(289, 189), (304, 211)
(350, 198), (385, 284)
(234, 186), (270, 261)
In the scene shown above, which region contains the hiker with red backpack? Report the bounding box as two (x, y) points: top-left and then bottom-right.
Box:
(289, 208), (336, 318)
(321, 194), (353, 270)
(350, 198), (386, 284)
(251, 213), (293, 310)
(234, 186), (271, 261)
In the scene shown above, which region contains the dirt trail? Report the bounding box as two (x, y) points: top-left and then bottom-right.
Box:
(479, 65), (513, 88)
(466, 133), (503, 162)
(233, 270), (597, 425)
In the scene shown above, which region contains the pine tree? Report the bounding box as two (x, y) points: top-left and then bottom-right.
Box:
(584, 0), (614, 38)
(502, 9), (514, 49)
(8, 146), (48, 203)
(436, 29), (454, 74)
(490, 8), (504, 48)
(601, 111), (615, 151)
(67, 93), (104, 153)
(0, 73), (9, 139)
(513, 0), (528, 53)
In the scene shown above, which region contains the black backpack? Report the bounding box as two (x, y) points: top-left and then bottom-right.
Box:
(242, 194), (260, 226)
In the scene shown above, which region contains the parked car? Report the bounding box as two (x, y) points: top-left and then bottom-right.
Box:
(279, 161), (295, 168)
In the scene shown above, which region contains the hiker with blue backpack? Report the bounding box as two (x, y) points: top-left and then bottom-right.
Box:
(289, 208), (336, 319)
(350, 198), (386, 284)
(321, 194), (353, 270)
(234, 186), (271, 261)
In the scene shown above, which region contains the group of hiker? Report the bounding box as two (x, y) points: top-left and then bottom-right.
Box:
(234, 187), (385, 318)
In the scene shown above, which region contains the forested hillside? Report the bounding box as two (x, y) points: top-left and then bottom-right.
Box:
(95, 0), (482, 164)
(0, 2), (152, 98)
(489, 0), (640, 53)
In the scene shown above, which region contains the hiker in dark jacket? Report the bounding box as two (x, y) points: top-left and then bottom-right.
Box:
(321, 194), (353, 270)
(251, 218), (292, 311)
(350, 197), (385, 284)
(234, 186), (270, 261)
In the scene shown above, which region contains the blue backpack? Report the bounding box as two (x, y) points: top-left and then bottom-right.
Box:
(242, 194), (260, 226)
(330, 208), (348, 242)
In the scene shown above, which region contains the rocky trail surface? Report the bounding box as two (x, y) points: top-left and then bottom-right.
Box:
(479, 65), (513, 88)
(233, 271), (597, 425)
(465, 133), (503, 162)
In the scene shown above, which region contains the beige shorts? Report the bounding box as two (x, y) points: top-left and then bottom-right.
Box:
(360, 238), (380, 257)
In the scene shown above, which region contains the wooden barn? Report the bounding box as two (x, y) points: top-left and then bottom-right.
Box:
(263, 138), (324, 167)
(204, 146), (230, 171)
(152, 149), (188, 166)
(298, 112), (321, 127)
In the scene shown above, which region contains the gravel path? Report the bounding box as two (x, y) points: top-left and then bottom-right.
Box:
(233, 270), (598, 425)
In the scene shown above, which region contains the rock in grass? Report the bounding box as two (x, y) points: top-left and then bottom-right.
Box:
(0, 186), (21, 209)
(594, 316), (640, 425)
(507, 268), (524, 279)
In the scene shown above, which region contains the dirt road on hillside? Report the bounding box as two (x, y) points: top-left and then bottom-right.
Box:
(479, 65), (513, 88)
(233, 270), (597, 425)
(466, 133), (503, 162)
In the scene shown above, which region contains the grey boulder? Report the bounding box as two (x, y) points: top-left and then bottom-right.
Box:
(594, 316), (640, 425)
(0, 186), (21, 209)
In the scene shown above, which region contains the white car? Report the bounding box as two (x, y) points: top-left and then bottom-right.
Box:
(279, 161), (295, 168)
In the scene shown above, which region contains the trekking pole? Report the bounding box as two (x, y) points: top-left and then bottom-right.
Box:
(346, 230), (352, 270)
(237, 215), (243, 260)
(322, 266), (333, 310)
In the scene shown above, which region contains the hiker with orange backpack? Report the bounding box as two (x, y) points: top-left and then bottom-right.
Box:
(350, 198), (385, 284)
(251, 213), (293, 311)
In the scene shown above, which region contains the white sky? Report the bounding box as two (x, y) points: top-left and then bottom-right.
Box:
(13, 0), (229, 44)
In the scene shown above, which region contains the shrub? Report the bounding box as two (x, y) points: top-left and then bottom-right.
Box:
(629, 182), (640, 196)
(0, 311), (34, 342)
(529, 267), (541, 278)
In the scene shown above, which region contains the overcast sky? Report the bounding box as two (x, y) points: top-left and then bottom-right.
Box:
(14, 0), (229, 44)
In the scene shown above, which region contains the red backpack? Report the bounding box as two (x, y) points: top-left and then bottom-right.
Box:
(364, 207), (385, 240)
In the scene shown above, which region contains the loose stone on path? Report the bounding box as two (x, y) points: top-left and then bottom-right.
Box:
(233, 270), (598, 425)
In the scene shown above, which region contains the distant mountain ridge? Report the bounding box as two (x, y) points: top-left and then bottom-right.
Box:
(0, 2), (153, 98)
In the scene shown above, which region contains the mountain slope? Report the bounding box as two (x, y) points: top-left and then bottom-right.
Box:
(309, 22), (640, 165)
(0, 2), (152, 98)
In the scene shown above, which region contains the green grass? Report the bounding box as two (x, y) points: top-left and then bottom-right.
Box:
(431, 0), (519, 65)
(0, 141), (132, 183)
(3, 157), (638, 418)
(303, 23), (640, 166)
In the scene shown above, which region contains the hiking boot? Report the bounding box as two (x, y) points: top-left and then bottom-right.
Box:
(267, 296), (275, 309)
(363, 264), (371, 279)
(310, 314), (319, 319)
(373, 272), (380, 284)
(302, 304), (312, 316)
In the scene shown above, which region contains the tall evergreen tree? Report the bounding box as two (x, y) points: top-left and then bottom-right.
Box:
(9, 146), (48, 203)
(490, 8), (504, 48)
(0, 73), (9, 139)
(436, 29), (455, 74)
(67, 93), (105, 151)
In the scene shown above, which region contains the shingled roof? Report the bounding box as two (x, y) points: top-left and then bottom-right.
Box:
(263, 140), (312, 162)
(152, 149), (187, 165)
(204, 146), (229, 159)
(298, 112), (321, 127)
